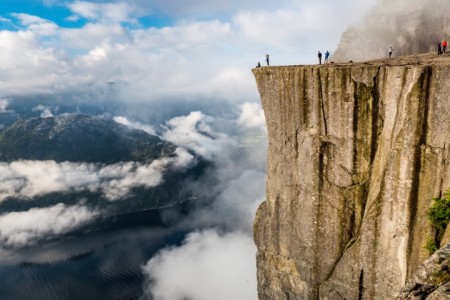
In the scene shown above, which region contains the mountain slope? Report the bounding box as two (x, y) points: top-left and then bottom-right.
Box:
(0, 114), (175, 163)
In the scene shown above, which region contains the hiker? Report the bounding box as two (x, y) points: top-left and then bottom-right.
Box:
(388, 46), (393, 58)
(318, 51), (322, 65)
(256, 62), (261, 68)
(266, 54), (270, 66)
(443, 40), (448, 53)
(324, 50), (330, 63)
(438, 42), (442, 55)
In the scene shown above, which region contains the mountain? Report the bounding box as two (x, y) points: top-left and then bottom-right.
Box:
(252, 54), (450, 299)
(0, 114), (209, 214)
(0, 114), (175, 163)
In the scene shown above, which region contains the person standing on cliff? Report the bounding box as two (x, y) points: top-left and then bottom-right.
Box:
(443, 40), (448, 53)
(324, 50), (330, 64)
(438, 42), (443, 55)
(388, 46), (393, 58)
(266, 54), (270, 66)
(318, 51), (322, 64)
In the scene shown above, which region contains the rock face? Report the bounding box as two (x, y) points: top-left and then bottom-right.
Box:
(398, 243), (450, 299)
(332, 0), (450, 62)
(253, 54), (450, 299)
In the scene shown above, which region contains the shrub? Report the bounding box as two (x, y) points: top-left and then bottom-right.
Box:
(428, 192), (450, 235)
(425, 191), (450, 255)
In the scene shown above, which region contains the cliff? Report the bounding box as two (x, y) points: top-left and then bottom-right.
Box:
(398, 243), (450, 299)
(253, 53), (450, 299)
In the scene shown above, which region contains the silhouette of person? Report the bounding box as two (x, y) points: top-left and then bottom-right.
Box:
(438, 42), (442, 55)
(318, 51), (322, 65)
(324, 50), (330, 64)
(266, 54), (270, 66)
(388, 46), (393, 58)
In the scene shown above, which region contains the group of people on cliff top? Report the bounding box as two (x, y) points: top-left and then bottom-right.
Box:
(437, 40), (448, 55)
(255, 54), (270, 67)
(255, 51), (331, 67)
(317, 50), (330, 64)
(256, 39), (448, 68)
(388, 40), (448, 59)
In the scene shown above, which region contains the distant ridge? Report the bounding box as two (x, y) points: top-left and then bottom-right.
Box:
(0, 114), (175, 163)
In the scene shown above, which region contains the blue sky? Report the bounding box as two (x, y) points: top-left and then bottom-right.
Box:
(0, 0), (81, 27)
(0, 0), (175, 29)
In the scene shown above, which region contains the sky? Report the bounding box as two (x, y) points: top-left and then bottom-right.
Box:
(0, 0), (376, 104)
(0, 1), (378, 299)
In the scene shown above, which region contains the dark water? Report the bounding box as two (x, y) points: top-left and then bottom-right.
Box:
(0, 208), (188, 300)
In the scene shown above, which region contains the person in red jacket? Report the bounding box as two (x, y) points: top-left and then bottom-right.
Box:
(443, 40), (448, 53)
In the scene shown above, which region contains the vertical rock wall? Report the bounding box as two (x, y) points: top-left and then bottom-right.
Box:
(253, 59), (450, 299)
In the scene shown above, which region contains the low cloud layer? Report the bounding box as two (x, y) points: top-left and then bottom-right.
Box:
(162, 111), (237, 160)
(0, 147), (193, 202)
(113, 116), (156, 135)
(141, 103), (267, 299)
(0, 203), (98, 248)
(0, 99), (10, 112)
(182, 170), (266, 233)
(142, 230), (258, 300)
(237, 102), (266, 131)
(33, 104), (54, 118)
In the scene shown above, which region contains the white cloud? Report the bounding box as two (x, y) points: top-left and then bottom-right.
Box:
(0, 203), (98, 248)
(113, 116), (156, 135)
(162, 112), (237, 160)
(33, 104), (54, 118)
(237, 102), (266, 130)
(11, 13), (58, 35)
(11, 13), (50, 26)
(66, 14), (80, 22)
(0, 151), (194, 202)
(0, 98), (10, 112)
(129, 0), (291, 19)
(234, 7), (322, 48)
(67, 1), (137, 23)
(142, 230), (258, 300)
(141, 106), (266, 299)
(0, 16), (11, 23)
(41, 0), (59, 6)
(182, 170), (266, 232)
(0, 30), (73, 96)
(0, 0), (376, 102)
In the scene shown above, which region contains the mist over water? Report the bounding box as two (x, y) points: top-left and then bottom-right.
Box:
(0, 208), (185, 300)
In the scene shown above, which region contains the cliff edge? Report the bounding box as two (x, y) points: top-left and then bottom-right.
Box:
(253, 53), (450, 299)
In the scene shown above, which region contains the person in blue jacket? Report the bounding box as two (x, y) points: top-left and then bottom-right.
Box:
(324, 50), (330, 63)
